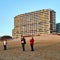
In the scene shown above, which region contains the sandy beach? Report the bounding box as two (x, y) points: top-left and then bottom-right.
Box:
(0, 34), (60, 60)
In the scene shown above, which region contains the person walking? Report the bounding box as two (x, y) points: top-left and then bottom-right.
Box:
(30, 37), (34, 51)
(3, 40), (7, 50)
(21, 36), (26, 51)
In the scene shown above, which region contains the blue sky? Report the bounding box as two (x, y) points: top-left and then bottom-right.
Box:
(0, 0), (60, 36)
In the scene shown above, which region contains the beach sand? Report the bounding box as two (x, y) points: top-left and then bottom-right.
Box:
(0, 34), (60, 60)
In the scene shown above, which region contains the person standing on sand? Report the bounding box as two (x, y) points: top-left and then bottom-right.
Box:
(3, 40), (7, 50)
(30, 37), (34, 51)
(21, 36), (26, 51)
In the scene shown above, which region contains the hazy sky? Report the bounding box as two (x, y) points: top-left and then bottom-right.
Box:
(0, 0), (60, 36)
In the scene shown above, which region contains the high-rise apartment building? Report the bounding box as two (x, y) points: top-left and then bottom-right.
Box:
(12, 9), (56, 38)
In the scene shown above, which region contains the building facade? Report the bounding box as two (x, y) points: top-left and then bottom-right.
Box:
(56, 23), (60, 33)
(12, 9), (56, 38)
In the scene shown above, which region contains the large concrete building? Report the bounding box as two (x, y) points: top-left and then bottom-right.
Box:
(12, 9), (56, 38)
(56, 23), (60, 33)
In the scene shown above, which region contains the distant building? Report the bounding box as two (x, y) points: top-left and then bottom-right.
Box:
(56, 23), (60, 33)
(12, 9), (56, 38)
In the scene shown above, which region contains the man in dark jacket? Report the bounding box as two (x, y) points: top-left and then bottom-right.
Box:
(30, 37), (34, 51)
(21, 36), (26, 51)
